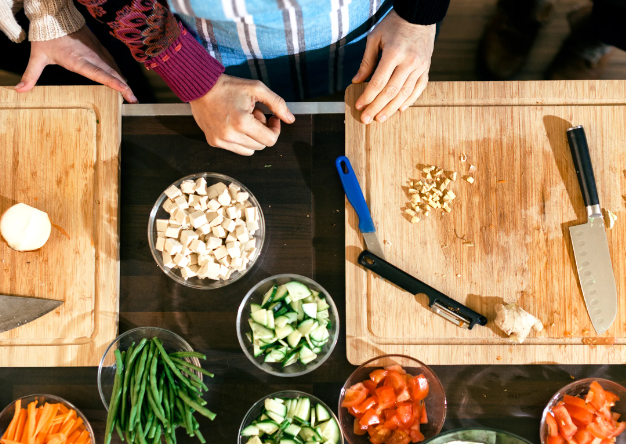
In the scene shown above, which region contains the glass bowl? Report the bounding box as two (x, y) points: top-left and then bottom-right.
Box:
(238, 390), (344, 444)
(540, 378), (626, 444)
(0, 394), (95, 444)
(424, 428), (533, 444)
(339, 354), (446, 444)
(236, 274), (340, 377)
(148, 172), (266, 290)
(98, 326), (202, 410)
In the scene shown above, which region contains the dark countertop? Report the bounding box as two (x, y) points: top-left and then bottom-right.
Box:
(1, 114), (622, 444)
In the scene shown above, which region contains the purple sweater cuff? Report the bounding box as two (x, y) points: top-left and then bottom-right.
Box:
(145, 24), (224, 102)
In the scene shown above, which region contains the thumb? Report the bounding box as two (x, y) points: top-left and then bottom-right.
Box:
(15, 52), (47, 92)
(252, 82), (295, 124)
(352, 36), (379, 83)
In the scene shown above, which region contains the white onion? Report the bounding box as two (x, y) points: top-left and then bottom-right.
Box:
(0, 203), (52, 251)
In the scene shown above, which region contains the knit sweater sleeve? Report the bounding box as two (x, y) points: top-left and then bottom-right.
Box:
(75, 0), (224, 102)
(24, 0), (85, 41)
(393, 0), (450, 25)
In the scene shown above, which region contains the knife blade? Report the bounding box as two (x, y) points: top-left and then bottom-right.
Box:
(566, 125), (617, 334)
(0, 295), (63, 333)
(358, 250), (488, 329)
(336, 156), (386, 260)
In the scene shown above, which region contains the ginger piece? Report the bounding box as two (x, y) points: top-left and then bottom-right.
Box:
(495, 303), (543, 343)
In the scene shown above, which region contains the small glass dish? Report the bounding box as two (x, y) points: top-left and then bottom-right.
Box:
(0, 394), (95, 444)
(236, 274), (340, 377)
(238, 390), (344, 444)
(148, 172), (266, 290)
(424, 428), (533, 444)
(338, 354), (446, 444)
(98, 326), (202, 410)
(540, 378), (626, 444)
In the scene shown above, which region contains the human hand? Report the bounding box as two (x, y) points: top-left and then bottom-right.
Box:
(15, 26), (137, 102)
(190, 75), (295, 156)
(352, 10), (436, 124)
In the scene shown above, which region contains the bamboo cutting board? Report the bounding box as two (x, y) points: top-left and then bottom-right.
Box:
(0, 86), (121, 366)
(345, 81), (626, 365)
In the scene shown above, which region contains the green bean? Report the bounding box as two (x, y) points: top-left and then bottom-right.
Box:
(135, 420), (148, 444)
(170, 357), (214, 377)
(184, 401), (195, 437)
(194, 430), (205, 444)
(169, 351), (206, 360)
(148, 411), (159, 440)
(178, 391), (216, 421)
(131, 348), (151, 431)
(175, 398), (187, 432)
(162, 360), (176, 389)
(152, 425), (161, 444)
(182, 388), (207, 407)
(119, 343), (135, 429)
(105, 350), (125, 444)
(168, 380), (176, 438)
(149, 350), (161, 409)
(162, 384), (171, 433)
(143, 413), (154, 439)
(146, 382), (169, 430)
(115, 421), (125, 441)
(134, 342), (150, 387)
(158, 372), (166, 404)
(152, 338), (195, 390)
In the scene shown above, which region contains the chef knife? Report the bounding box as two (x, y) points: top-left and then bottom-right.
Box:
(358, 250), (488, 329)
(566, 125), (617, 334)
(336, 156), (386, 260)
(0, 295), (62, 333)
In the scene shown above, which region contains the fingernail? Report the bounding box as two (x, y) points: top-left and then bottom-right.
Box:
(363, 115), (372, 124)
(130, 94), (138, 103)
(401, 105), (408, 112)
(378, 115), (387, 122)
(355, 104), (363, 111)
(119, 82), (129, 90)
(15, 82), (24, 89)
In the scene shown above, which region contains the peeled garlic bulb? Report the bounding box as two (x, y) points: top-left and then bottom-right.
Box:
(0, 203), (52, 251)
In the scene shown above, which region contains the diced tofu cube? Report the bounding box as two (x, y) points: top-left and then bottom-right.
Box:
(236, 225), (249, 243)
(165, 225), (182, 238)
(180, 230), (198, 246)
(216, 207), (224, 216)
(218, 257), (230, 267)
(172, 208), (187, 223)
(157, 231), (165, 238)
(234, 218), (245, 226)
(226, 241), (241, 258)
(194, 177), (208, 195)
(155, 237), (165, 252)
(196, 224), (212, 235)
(174, 195), (189, 210)
(245, 207), (257, 222)
(207, 182), (227, 199)
(247, 219), (259, 231)
(199, 262), (221, 280)
(188, 194), (202, 209)
(208, 214), (224, 227)
(189, 210), (208, 229)
(162, 198), (177, 213)
(189, 239), (206, 253)
(205, 236), (222, 250)
(162, 251), (175, 268)
(213, 245), (228, 260)
(212, 225), (226, 238)
(164, 185), (182, 199)
(222, 218), (236, 232)
(174, 253), (190, 267)
(180, 180), (195, 194)
(243, 239), (256, 252)
(228, 183), (241, 199)
(226, 206), (239, 220)
(225, 232), (237, 243)
(236, 191), (249, 203)
(217, 189), (231, 207)
(207, 199), (221, 211)
(231, 257), (243, 269)
(181, 246), (191, 256)
(219, 265), (230, 278)
(181, 265), (198, 280)
(164, 238), (182, 255)
(156, 219), (169, 231)
(189, 253), (198, 266)
(199, 196), (209, 211)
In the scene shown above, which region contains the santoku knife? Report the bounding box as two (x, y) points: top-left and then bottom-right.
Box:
(0, 295), (62, 333)
(336, 156), (386, 260)
(566, 125), (617, 334)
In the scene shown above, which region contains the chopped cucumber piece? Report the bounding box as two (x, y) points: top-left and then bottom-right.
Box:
(283, 424), (302, 437)
(315, 404), (330, 423)
(251, 303), (263, 313)
(253, 344), (263, 357)
(275, 315), (291, 329)
(316, 419), (339, 444)
(241, 425), (260, 436)
(285, 281), (312, 301)
(302, 303), (318, 319)
(298, 427), (322, 442)
(316, 299), (330, 312)
(266, 398), (288, 417)
(267, 310), (275, 329)
(299, 346), (317, 365)
(251, 322), (274, 339)
(294, 397), (310, 423)
(266, 411), (285, 425)
(252, 309), (268, 327)
(274, 284), (289, 301)
(283, 350), (299, 367)
(262, 285), (278, 307)
(264, 349), (286, 363)
(287, 330), (303, 348)
(297, 319), (318, 336)
(275, 324), (295, 340)
(255, 421), (280, 435)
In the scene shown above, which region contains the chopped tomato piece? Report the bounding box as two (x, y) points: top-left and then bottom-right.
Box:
(354, 397), (379, 415)
(604, 390), (620, 405)
(563, 404), (594, 426)
(385, 365), (407, 375)
(364, 380), (378, 395)
(563, 395), (596, 414)
(409, 428), (425, 443)
(376, 386), (397, 411)
(587, 421), (609, 440)
(420, 403), (428, 424)
(547, 435), (565, 444)
(342, 384), (368, 408)
(545, 413), (559, 437)
(552, 404), (578, 439)
(349, 406), (364, 419)
(383, 414), (401, 431)
(609, 422), (626, 438)
(396, 404), (413, 426)
(368, 426), (392, 444)
(573, 428), (594, 444)
(589, 382), (607, 411)
(612, 412), (621, 422)
(360, 409), (382, 428)
(408, 375), (429, 401)
(397, 388), (411, 403)
(387, 429), (411, 444)
(370, 369), (389, 385)
(354, 417), (367, 435)
(385, 371), (408, 393)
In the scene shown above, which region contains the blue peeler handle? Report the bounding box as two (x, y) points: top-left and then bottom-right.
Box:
(335, 156), (376, 233)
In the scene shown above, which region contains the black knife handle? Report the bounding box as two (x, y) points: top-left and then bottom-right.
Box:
(567, 125), (599, 208)
(358, 250), (488, 329)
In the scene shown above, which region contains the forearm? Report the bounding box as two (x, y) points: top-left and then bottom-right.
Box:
(393, 0), (450, 25)
(24, 0), (85, 41)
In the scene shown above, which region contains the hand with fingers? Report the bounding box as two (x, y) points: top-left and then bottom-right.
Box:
(15, 26), (137, 103)
(352, 10), (436, 124)
(190, 75), (295, 156)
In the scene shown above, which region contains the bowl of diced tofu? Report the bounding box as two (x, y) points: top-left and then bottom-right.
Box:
(236, 274), (340, 377)
(238, 390), (343, 444)
(148, 173), (265, 289)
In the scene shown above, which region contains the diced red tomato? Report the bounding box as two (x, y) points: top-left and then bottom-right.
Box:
(408, 375), (429, 401)
(387, 429), (411, 444)
(354, 417), (367, 435)
(589, 382), (607, 411)
(397, 388), (411, 403)
(360, 409), (382, 428)
(396, 403), (413, 426)
(547, 435), (565, 444)
(609, 422), (626, 438)
(385, 365), (407, 375)
(364, 380), (378, 394)
(546, 413), (559, 437)
(604, 390), (620, 405)
(587, 421), (609, 440)
(369, 426), (392, 444)
(409, 428), (425, 443)
(612, 412), (621, 422)
(385, 371), (408, 393)
(573, 428), (594, 444)
(420, 403), (428, 424)
(343, 384), (368, 408)
(349, 406), (364, 419)
(370, 370), (389, 385)
(563, 395), (596, 414)
(383, 414), (401, 431)
(563, 404), (594, 426)
(354, 397), (379, 415)
(376, 386), (397, 411)
(552, 404), (578, 439)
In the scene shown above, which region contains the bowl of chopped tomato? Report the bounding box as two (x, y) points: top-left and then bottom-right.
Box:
(338, 354), (446, 444)
(541, 378), (626, 444)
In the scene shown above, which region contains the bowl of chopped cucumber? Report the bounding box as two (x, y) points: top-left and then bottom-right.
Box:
(236, 274), (340, 377)
(239, 390), (344, 444)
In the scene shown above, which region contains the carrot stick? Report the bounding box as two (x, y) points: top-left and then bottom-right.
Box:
(60, 410), (75, 430)
(34, 404), (53, 437)
(56, 406), (68, 415)
(48, 423), (61, 435)
(74, 431), (88, 444)
(5, 400), (23, 441)
(66, 419), (82, 437)
(65, 432), (80, 444)
(26, 402), (37, 444)
(2, 439), (22, 444)
(13, 410), (27, 444)
(59, 420), (75, 438)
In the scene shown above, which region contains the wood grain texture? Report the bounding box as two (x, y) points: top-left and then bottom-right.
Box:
(345, 80), (626, 365)
(0, 86), (121, 365)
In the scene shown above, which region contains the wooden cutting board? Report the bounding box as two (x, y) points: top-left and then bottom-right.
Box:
(0, 86), (121, 366)
(345, 81), (626, 365)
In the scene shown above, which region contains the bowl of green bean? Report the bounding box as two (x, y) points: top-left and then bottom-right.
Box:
(97, 327), (216, 444)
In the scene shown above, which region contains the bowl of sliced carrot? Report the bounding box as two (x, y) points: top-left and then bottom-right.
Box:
(0, 394), (94, 444)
